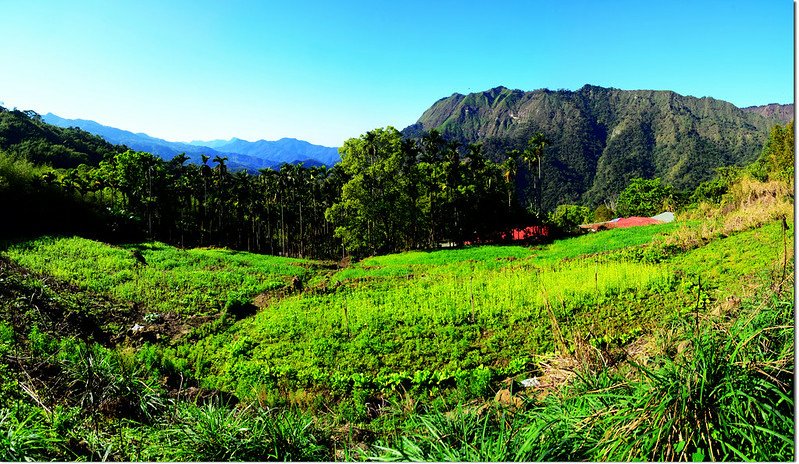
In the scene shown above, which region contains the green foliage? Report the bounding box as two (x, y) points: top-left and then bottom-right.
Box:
(370, 283), (794, 462)
(548, 204), (591, 233)
(539, 221), (677, 261)
(58, 341), (167, 423)
(591, 286), (793, 461)
(0, 107), (120, 168)
(371, 406), (529, 462)
(754, 120), (795, 181)
(169, 222), (720, 409)
(326, 127), (411, 255)
(522, 132), (550, 215)
(0, 409), (62, 461)
(2, 102), (349, 257)
(327, 128), (512, 256)
(5, 237), (310, 316)
(0, 151), (48, 194)
(159, 403), (327, 461)
(0, 160), (792, 461)
(28, 325), (58, 358)
(592, 203), (614, 222)
(689, 176), (729, 205)
(617, 177), (672, 217)
(0, 151), (106, 238)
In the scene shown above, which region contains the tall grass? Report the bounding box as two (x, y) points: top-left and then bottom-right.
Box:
(170, 218), (788, 409)
(185, 253), (674, 403)
(367, 278), (794, 462)
(0, 408), (61, 461)
(671, 175), (793, 253)
(155, 402), (329, 461)
(1, 211), (791, 460)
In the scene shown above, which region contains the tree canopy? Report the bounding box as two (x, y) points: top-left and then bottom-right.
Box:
(616, 177), (673, 217)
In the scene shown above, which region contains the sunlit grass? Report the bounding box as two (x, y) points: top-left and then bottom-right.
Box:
(3, 237), (314, 315)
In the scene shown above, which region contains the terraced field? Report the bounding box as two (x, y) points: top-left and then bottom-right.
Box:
(0, 213), (792, 461)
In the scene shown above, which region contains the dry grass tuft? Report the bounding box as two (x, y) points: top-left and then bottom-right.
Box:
(666, 176), (793, 252)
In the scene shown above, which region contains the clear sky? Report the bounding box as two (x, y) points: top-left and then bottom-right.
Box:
(0, 0), (793, 147)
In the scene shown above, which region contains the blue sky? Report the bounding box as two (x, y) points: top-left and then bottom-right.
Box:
(0, 0), (793, 147)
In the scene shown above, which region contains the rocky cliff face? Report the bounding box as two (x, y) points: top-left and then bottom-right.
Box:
(741, 103), (794, 123)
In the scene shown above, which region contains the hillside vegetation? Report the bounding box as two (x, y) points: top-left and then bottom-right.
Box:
(0, 149), (792, 459)
(0, 91), (793, 460)
(404, 85), (789, 209)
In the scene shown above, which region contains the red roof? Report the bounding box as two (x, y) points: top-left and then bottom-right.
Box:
(604, 217), (662, 229)
(579, 216), (664, 232)
(506, 225), (551, 240)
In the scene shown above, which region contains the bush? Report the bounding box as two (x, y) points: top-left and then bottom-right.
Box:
(757, 121), (795, 182)
(690, 177), (728, 205)
(617, 178), (672, 217)
(59, 342), (167, 423)
(593, 203), (614, 222)
(549, 204), (591, 233)
(159, 402), (328, 461)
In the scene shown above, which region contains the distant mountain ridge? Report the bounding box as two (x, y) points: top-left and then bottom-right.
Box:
(42, 114), (340, 171)
(404, 84), (792, 209)
(189, 136), (341, 165)
(741, 103), (794, 123)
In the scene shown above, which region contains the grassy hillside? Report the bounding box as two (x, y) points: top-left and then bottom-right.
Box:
(0, 172), (792, 460)
(5, 237), (317, 317)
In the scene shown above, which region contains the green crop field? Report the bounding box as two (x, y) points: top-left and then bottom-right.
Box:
(0, 212), (792, 461)
(4, 237), (317, 317)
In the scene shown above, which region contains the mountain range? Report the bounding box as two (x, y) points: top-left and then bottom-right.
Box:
(41, 113), (340, 172)
(403, 84), (793, 209)
(33, 84), (793, 210)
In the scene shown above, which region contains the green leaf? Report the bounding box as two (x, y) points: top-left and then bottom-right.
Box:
(691, 448), (705, 462)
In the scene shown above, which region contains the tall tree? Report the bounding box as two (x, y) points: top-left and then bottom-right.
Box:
(326, 127), (412, 256)
(522, 132), (550, 217)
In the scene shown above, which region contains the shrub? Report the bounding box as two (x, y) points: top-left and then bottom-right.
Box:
(690, 177), (728, 205)
(549, 204), (591, 233)
(59, 342), (167, 423)
(159, 402), (328, 461)
(593, 203), (614, 222)
(617, 178), (672, 217)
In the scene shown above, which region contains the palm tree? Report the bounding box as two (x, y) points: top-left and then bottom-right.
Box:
(421, 129), (446, 163)
(172, 153), (190, 167)
(503, 149), (521, 210)
(211, 156), (230, 242)
(522, 133), (550, 216)
(199, 154), (212, 243)
(212, 155), (228, 175)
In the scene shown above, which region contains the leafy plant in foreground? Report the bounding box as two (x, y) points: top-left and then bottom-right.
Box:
(578, 282), (794, 461)
(0, 408), (61, 461)
(158, 402), (328, 461)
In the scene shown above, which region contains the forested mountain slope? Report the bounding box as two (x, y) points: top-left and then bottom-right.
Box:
(404, 84), (789, 209)
(0, 107), (123, 168)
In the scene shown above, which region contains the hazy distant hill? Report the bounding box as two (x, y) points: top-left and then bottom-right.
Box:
(42, 114), (339, 171)
(404, 84), (789, 208)
(189, 137), (340, 166)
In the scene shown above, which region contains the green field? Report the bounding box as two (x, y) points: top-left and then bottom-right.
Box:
(0, 214), (792, 461)
(4, 237), (317, 317)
